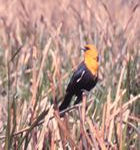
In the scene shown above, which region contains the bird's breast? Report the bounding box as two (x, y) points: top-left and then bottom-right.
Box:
(84, 57), (98, 76)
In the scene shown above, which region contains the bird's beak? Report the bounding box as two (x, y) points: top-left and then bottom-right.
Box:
(81, 47), (86, 52)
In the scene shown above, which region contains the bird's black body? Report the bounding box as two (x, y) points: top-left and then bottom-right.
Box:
(59, 62), (98, 111)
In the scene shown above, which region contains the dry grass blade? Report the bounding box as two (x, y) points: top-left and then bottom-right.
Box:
(87, 117), (107, 150)
(31, 38), (52, 109)
(81, 92), (87, 123)
(110, 94), (140, 121)
(114, 65), (125, 109)
(37, 105), (54, 150)
(0, 101), (88, 140)
(36, 38), (52, 87)
(54, 111), (77, 149)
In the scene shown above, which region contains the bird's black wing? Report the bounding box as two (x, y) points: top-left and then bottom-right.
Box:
(66, 62), (86, 93)
(59, 62), (86, 112)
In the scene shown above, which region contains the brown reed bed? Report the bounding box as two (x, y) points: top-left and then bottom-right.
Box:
(0, 0), (139, 149)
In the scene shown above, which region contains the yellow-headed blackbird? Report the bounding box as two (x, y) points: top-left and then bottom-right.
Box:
(59, 44), (99, 111)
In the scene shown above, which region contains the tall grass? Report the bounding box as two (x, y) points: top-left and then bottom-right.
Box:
(0, 0), (139, 149)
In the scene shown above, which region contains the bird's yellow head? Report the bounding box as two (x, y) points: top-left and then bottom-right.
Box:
(82, 44), (99, 75)
(82, 44), (98, 60)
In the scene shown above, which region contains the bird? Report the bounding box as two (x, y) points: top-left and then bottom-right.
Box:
(59, 44), (99, 112)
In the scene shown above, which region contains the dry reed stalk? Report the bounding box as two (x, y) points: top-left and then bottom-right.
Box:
(31, 46), (38, 112)
(80, 123), (94, 148)
(118, 91), (123, 150)
(31, 38), (52, 111)
(0, 101), (87, 140)
(52, 116), (63, 149)
(50, 130), (55, 150)
(114, 66), (125, 108)
(37, 105), (53, 150)
(128, 115), (140, 122)
(54, 111), (77, 149)
(101, 101), (106, 140)
(87, 117), (107, 150)
(110, 94), (140, 121)
(124, 3), (140, 33)
(105, 88), (112, 142)
(108, 66), (125, 147)
(78, 92), (94, 149)
(81, 92), (87, 123)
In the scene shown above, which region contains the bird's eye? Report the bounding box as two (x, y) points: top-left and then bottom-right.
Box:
(97, 56), (99, 61)
(84, 46), (90, 50)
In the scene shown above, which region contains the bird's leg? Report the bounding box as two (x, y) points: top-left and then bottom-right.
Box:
(81, 89), (89, 97)
(74, 91), (83, 105)
(74, 90), (88, 105)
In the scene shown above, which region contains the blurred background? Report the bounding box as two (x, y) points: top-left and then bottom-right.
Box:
(0, 0), (139, 149)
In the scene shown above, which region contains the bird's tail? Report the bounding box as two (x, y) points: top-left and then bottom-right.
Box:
(59, 92), (73, 112)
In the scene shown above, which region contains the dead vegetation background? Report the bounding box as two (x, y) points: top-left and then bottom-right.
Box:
(0, 0), (140, 149)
